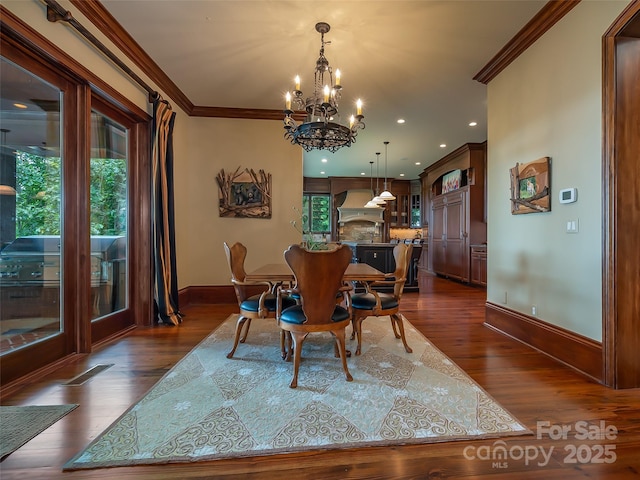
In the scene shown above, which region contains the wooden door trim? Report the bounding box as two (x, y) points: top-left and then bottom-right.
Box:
(602, 0), (640, 388)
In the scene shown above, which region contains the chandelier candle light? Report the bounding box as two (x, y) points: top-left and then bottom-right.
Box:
(283, 22), (365, 152)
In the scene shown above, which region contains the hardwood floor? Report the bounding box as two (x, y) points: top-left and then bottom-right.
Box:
(1, 274), (639, 479)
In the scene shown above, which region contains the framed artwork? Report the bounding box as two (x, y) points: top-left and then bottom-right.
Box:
(216, 167), (271, 218)
(442, 169), (461, 193)
(509, 157), (551, 214)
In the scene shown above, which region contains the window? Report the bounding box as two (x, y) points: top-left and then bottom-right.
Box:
(411, 194), (421, 228)
(302, 194), (331, 234)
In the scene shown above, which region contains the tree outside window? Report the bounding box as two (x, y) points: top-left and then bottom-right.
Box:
(302, 194), (330, 235)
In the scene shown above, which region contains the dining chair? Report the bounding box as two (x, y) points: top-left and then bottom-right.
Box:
(350, 242), (414, 356)
(223, 241), (296, 359)
(276, 243), (354, 388)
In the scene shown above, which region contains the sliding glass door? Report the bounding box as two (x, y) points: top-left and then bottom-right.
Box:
(0, 58), (65, 356)
(1, 26), (151, 386)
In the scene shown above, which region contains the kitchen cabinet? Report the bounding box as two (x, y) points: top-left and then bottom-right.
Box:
(430, 189), (468, 281)
(470, 244), (487, 286)
(385, 180), (411, 231)
(421, 143), (486, 283)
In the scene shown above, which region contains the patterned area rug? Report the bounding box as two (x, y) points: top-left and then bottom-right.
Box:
(64, 315), (530, 470)
(1, 404), (79, 460)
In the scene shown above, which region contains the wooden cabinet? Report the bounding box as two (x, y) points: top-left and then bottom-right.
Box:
(421, 143), (486, 283)
(470, 245), (487, 286)
(430, 189), (468, 281)
(385, 180), (411, 230)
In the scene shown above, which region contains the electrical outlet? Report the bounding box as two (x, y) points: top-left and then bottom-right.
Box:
(532, 305), (537, 316)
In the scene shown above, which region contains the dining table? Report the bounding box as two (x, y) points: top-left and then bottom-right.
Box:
(245, 262), (386, 284)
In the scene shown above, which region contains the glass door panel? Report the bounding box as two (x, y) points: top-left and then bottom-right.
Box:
(89, 111), (128, 321)
(0, 58), (63, 354)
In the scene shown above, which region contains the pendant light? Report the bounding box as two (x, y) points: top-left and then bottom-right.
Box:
(372, 152), (386, 205)
(379, 141), (396, 200)
(365, 161), (382, 208)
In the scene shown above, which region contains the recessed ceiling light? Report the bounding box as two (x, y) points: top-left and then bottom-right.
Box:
(440, 144), (447, 148)
(321, 158), (328, 163)
(469, 121), (477, 127)
(399, 173), (405, 177)
(13, 103), (27, 109)
(415, 162), (421, 166)
(360, 172), (366, 176)
(320, 171), (325, 175)
(397, 119), (405, 124)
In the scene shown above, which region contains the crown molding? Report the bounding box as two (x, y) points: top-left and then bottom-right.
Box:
(70, 0), (193, 113)
(474, 0), (581, 84)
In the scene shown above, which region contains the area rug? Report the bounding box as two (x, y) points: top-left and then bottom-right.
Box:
(1, 404), (79, 460)
(64, 315), (530, 470)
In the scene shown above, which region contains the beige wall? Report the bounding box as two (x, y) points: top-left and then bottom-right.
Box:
(5, 0), (304, 291)
(486, 0), (629, 341)
(174, 117), (302, 288)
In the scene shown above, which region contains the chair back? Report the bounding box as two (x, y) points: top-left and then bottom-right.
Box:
(223, 241), (249, 302)
(284, 243), (352, 325)
(391, 243), (413, 298)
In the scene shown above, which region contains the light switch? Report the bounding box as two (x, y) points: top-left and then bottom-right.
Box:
(566, 219), (579, 233)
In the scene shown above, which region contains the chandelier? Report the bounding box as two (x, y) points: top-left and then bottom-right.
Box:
(283, 22), (365, 153)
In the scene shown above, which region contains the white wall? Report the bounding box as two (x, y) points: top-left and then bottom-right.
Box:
(486, 0), (629, 341)
(5, 0), (304, 291)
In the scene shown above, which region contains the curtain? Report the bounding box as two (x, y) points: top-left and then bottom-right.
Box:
(152, 98), (181, 325)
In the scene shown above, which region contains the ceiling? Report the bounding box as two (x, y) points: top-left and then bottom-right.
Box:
(10, 0), (549, 180)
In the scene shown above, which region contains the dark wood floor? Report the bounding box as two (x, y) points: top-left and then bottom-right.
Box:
(2, 273), (640, 479)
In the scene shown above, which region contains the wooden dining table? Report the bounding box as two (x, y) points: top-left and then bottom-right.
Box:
(245, 262), (385, 284)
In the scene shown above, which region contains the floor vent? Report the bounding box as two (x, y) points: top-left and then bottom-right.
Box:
(64, 364), (114, 386)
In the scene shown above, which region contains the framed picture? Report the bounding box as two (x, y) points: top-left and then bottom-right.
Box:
(216, 167), (271, 218)
(442, 169), (461, 194)
(509, 157), (551, 214)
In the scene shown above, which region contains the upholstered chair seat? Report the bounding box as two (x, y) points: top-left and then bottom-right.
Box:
(280, 304), (350, 325)
(351, 293), (399, 311)
(241, 293), (295, 313)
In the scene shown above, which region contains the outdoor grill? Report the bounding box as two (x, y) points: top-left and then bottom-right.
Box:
(0, 235), (126, 318)
(0, 235), (125, 287)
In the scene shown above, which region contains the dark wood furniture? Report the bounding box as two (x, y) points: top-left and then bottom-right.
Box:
(350, 243), (414, 356)
(420, 142), (486, 283)
(470, 244), (487, 286)
(384, 179), (411, 231)
(276, 244), (354, 388)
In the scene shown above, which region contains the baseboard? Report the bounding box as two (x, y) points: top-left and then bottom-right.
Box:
(485, 302), (603, 383)
(179, 285), (236, 306)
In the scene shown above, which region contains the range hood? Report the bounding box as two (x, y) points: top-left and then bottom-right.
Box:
(337, 189), (385, 224)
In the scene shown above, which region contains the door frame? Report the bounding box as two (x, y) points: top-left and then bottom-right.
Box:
(602, 0), (640, 388)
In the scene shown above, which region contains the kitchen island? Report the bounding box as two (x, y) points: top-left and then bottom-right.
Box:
(346, 242), (423, 292)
